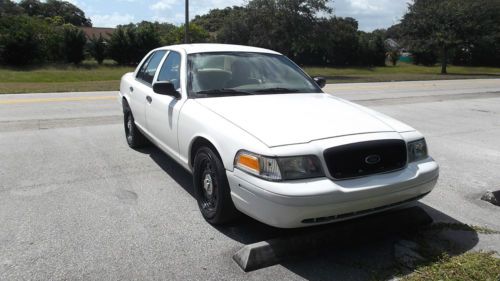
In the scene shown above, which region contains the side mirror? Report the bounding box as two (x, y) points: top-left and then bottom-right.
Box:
(153, 82), (181, 99)
(313, 77), (327, 89)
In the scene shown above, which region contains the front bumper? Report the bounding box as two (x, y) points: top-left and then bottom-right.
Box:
(227, 157), (439, 228)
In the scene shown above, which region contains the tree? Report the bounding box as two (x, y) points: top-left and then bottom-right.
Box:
(18, 0), (42, 16)
(357, 31), (386, 67)
(108, 22), (163, 65)
(192, 7), (243, 33)
(312, 17), (359, 66)
(216, 8), (251, 45)
(401, 0), (495, 74)
(385, 23), (403, 40)
(0, 15), (44, 65)
(17, 0), (92, 26)
(88, 34), (106, 64)
(62, 25), (87, 64)
(454, 0), (500, 67)
(108, 27), (130, 65)
(386, 50), (400, 66)
(168, 24), (209, 44)
(244, 0), (332, 60)
(209, 0), (390, 67)
(43, 19), (65, 62)
(0, 0), (24, 15)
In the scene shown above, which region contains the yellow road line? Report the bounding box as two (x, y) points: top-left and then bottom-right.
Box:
(0, 96), (116, 105)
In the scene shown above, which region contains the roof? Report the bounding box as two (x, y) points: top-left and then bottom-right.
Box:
(80, 27), (115, 40)
(385, 38), (400, 50)
(158, 44), (282, 55)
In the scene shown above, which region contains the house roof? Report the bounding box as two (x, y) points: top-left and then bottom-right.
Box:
(80, 27), (115, 40)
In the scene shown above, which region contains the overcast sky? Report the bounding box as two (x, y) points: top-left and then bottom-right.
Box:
(57, 0), (412, 31)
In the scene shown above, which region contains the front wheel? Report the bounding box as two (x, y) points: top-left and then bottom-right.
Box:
(193, 146), (239, 225)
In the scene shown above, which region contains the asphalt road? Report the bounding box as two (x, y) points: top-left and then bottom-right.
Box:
(1, 79), (500, 280)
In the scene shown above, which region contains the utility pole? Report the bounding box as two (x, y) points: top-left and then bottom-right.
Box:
(185, 0), (189, 44)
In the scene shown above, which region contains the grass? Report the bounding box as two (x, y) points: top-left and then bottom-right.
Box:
(365, 222), (500, 281)
(0, 60), (134, 94)
(1, 60), (499, 94)
(304, 63), (500, 83)
(402, 252), (500, 281)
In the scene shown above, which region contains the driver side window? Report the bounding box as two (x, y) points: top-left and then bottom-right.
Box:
(157, 51), (181, 89)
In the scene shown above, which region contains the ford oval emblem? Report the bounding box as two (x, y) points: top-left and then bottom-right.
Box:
(365, 154), (381, 165)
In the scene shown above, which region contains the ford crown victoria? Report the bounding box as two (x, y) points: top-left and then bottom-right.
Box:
(119, 44), (439, 228)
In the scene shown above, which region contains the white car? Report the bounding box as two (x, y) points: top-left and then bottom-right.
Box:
(119, 44), (439, 228)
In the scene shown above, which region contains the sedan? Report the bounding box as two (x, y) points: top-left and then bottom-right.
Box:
(119, 44), (439, 228)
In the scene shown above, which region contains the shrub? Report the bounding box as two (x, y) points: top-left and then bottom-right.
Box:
(88, 34), (106, 64)
(0, 15), (44, 65)
(62, 25), (86, 64)
(109, 22), (163, 65)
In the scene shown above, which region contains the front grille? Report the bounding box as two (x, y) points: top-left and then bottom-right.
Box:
(323, 139), (407, 180)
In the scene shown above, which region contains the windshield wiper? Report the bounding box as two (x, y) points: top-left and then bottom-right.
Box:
(254, 87), (299, 94)
(195, 89), (255, 97)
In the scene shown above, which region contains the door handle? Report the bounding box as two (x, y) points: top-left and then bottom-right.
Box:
(146, 96), (152, 104)
(129, 86), (134, 92)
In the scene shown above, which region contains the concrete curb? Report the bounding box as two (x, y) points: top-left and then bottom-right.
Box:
(233, 206), (433, 272)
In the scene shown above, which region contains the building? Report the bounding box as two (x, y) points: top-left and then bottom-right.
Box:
(79, 27), (115, 41)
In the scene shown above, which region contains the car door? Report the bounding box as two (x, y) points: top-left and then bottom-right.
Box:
(146, 51), (185, 159)
(132, 50), (167, 131)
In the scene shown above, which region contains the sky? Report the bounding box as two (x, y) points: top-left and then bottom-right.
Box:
(47, 0), (413, 31)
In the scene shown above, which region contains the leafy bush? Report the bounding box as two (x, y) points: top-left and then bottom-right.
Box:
(108, 22), (162, 65)
(357, 31), (386, 67)
(167, 24), (209, 45)
(88, 34), (106, 64)
(0, 15), (44, 65)
(62, 25), (87, 64)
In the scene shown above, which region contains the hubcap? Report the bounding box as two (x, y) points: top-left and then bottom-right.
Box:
(203, 173), (213, 196)
(126, 115), (133, 141)
(199, 160), (217, 213)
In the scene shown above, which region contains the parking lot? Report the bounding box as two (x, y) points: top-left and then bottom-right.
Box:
(1, 79), (500, 280)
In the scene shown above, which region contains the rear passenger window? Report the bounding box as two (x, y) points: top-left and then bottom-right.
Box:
(137, 50), (166, 85)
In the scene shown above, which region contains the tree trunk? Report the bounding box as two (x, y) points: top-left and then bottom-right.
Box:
(441, 47), (448, 74)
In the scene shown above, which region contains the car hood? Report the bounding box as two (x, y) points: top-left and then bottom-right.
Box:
(195, 93), (414, 147)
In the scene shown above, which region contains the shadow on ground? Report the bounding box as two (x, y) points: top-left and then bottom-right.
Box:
(139, 146), (479, 280)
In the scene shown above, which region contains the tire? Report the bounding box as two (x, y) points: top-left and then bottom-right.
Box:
(123, 103), (148, 149)
(193, 146), (239, 225)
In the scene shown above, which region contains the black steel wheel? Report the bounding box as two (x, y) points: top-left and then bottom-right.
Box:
(193, 146), (239, 224)
(123, 102), (148, 149)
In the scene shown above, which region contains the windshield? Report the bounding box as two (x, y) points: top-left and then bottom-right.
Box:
(187, 52), (322, 97)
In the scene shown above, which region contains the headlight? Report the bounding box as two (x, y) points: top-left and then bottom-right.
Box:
(408, 139), (428, 162)
(234, 151), (324, 181)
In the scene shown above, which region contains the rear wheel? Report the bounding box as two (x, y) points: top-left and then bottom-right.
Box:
(123, 103), (148, 149)
(193, 146), (239, 225)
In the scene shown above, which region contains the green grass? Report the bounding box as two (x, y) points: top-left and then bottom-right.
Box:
(0, 60), (133, 83)
(402, 252), (500, 281)
(304, 63), (500, 83)
(0, 60), (134, 94)
(1, 60), (499, 94)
